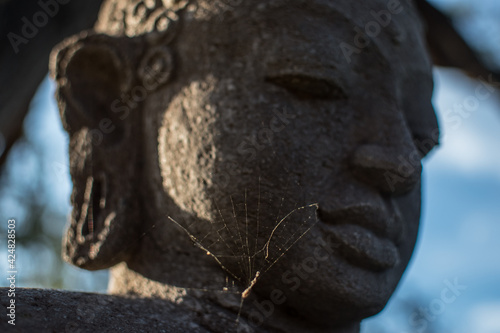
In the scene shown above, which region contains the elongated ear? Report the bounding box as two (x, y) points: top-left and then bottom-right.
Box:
(50, 33), (145, 270)
(50, 32), (134, 136)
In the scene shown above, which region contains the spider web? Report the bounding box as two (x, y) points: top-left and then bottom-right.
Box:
(167, 178), (319, 328)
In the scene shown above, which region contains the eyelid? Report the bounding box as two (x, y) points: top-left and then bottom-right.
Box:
(265, 73), (347, 99)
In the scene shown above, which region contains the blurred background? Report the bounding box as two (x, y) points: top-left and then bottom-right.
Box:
(0, 0), (499, 332)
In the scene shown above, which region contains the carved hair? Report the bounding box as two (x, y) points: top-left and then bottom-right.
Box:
(95, 0), (189, 40)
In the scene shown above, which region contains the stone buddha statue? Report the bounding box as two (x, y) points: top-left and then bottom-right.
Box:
(50, 0), (440, 331)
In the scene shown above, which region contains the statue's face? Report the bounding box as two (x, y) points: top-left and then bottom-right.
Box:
(52, 0), (438, 326)
(142, 0), (439, 325)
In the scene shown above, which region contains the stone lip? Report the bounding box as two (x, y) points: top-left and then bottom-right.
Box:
(0, 287), (212, 333)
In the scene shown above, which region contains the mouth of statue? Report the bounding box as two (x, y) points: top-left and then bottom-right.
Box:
(77, 173), (107, 243)
(317, 202), (403, 271)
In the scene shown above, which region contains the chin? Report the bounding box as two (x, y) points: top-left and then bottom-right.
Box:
(248, 197), (420, 327)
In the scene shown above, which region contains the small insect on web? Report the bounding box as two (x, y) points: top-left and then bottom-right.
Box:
(167, 182), (319, 327)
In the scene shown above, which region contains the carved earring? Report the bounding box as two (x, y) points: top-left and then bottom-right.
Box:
(138, 45), (174, 90)
(50, 33), (146, 270)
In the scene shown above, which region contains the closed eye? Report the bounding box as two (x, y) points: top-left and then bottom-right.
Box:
(265, 74), (347, 100)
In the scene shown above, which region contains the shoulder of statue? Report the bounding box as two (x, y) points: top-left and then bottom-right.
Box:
(0, 287), (213, 332)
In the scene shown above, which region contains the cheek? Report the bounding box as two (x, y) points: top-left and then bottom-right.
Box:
(158, 87), (217, 219)
(394, 184), (422, 262)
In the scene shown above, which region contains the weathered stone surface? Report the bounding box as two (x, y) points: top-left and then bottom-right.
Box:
(35, 0), (442, 332)
(0, 287), (218, 332)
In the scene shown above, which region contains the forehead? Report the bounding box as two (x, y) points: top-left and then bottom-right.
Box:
(176, 0), (436, 137)
(95, 0), (429, 69)
(191, 0), (428, 64)
(177, 0), (430, 88)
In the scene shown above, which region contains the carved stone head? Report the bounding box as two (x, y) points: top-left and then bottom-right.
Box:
(51, 0), (439, 330)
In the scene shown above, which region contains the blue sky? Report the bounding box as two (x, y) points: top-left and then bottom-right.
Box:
(362, 0), (500, 331)
(362, 67), (500, 332)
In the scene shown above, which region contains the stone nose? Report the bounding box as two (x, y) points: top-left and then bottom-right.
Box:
(350, 144), (422, 195)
